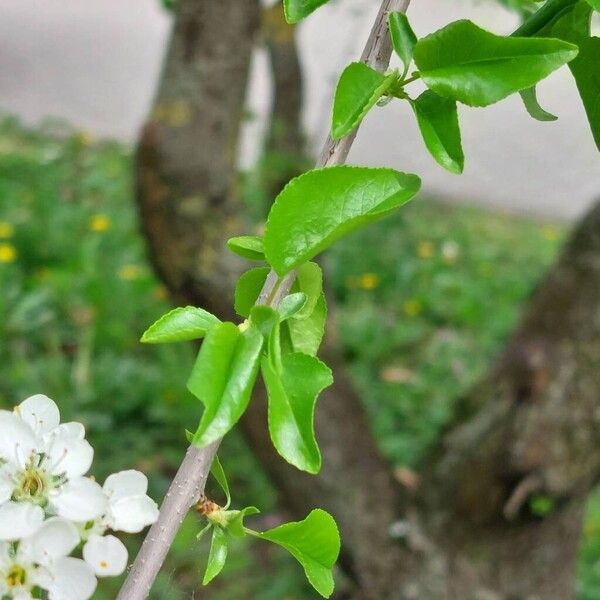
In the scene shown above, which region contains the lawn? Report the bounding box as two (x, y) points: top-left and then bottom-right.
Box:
(0, 115), (597, 598)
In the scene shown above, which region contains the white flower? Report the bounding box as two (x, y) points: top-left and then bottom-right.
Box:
(0, 395), (106, 539)
(0, 518), (96, 600)
(82, 534), (128, 577)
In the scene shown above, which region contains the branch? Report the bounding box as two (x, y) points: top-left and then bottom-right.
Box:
(117, 1), (409, 597)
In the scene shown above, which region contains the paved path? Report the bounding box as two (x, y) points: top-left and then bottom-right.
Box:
(0, 0), (598, 220)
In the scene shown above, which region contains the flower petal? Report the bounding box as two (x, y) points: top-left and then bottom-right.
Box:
(44, 433), (93, 479)
(17, 394), (60, 435)
(52, 477), (107, 522)
(0, 412), (38, 468)
(103, 470), (148, 502)
(0, 501), (44, 540)
(19, 518), (79, 565)
(83, 534), (128, 577)
(109, 495), (159, 533)
(0, 465), (15, 504)
(47, 557), (97, 600)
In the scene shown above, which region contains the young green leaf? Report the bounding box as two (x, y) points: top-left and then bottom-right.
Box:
(202, 526), (228, 585)
(283, 0), (330, 24)
(281, 293), (327, 356)
(388, 12), (417, 75)
(210, 456), (230, 509)
(410, 90), (464, 174)
(187, 322), (263, 447)
(234, 267), (270, 317)
(331, 63), (398, 140)
(227, 506), (260, 538)
(584, 0), (599, 9)
(140, 306), (221, 344)
(261, 352), (333, 473)
(519, 86), (559, 121)
(277, 293), (308, 321)
(413, 20), (578, 106)
(291, 262), (322, 320)
(256, 509), (340, 598)
(226, 235), (265, 261)
(264, 166), (421, 275)
(249, 305), (279, 340)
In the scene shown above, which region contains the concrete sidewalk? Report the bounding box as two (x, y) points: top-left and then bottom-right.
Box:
(0, 0), (597, 219)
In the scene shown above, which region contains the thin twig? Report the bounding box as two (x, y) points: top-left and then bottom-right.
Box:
(117, 1), (409, 597)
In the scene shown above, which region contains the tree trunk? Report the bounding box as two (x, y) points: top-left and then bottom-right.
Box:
(135, 0), (600, 597)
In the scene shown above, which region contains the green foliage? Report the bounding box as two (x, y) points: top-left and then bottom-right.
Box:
(276, 293), (307, 321)
(291, 262), (323, 319)
(264, 166), (421, 275)
(388, 12), (417, 75)
(141, 306), (221, 344)
(256, 509), (340, 598)
(203, 526), (228, 585)
(211, 455), (231, 508)
(519, 86), (559, 121)
(413, 20), (578, 106)
(187, 322), (263, 447)
(261, 352), (333, 473)
(410, 90), (464, 174)
(226, 235), (265, 261)
(281, 292), (327, 356)
(283, 0), (331, 24)
(234, 267), (270, 317)
(331, 63), (398, 139)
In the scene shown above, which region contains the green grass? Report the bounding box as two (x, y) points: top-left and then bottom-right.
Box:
(0, 115), (597, 598)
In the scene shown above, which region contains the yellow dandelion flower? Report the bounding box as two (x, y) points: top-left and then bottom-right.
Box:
(357, 272), (380, 290)
(0, 222), (14, 239)
(118, 264), (142, 281)
(542, 226), (558, 241)
(0, 244), (17, 263)
(417, 241), (434, 259)
(89, 214), (111, 233)
(403, 299), (422, 317)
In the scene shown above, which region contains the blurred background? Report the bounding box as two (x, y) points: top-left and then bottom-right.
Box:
(0, 0), (598, 598)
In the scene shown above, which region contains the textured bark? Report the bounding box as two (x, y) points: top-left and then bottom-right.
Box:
(135, 0), (600, 597)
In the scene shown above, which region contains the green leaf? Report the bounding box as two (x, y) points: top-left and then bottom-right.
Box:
(567, 37), (600, 150)
(411, 90), (464, 174)
(228, 506), (260, 538)
(210, 456), (230, 509)
(264, 166), (421, 275)
(291, 262), (323, 319)
(519, 86), (559, 121)
(331, 63), (398, 139)
(226, 235), (265, 261)
(261, 353), (332, 473)
(257, 509), (340, 598)
(584, 0), (600, 9)
(234, 267), (270, 317)
(277, 293), (307, 321)
(283, 0), (330, 23)
(141, 306), (221, 344)
(249, 305), (279, 339)
(281, 293), (327, 356)
(187, 322), (263, 446)
(388, 12), (417, 74)
(196, 522), (212, 540)
(202, 526), (228, 585)
(413, 19), (578, 106)
(268, 317), (283, 372)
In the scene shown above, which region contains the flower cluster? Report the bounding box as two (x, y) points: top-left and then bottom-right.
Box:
(0, 395), (159, 599)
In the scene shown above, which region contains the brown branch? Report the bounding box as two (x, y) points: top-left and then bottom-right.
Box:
(117, 1), (409, 597)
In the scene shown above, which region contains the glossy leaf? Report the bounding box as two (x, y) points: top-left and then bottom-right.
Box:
(187, 322), (263, 447)
(283, 0), (330, 23)
(261, 352), (333, 473)
(281, 293), (327, 356)
(140, 306), (220, 344)
(202, 526), (228, 585)
(228, 506), (260, 538)
(331, 63), (398, 139)
(210, 456), (230, 509)
(234, 267), (270, 317)
(257, 509), (340, 598)
(226, 235), (265, 261)
(584, 0), (600, 9)
(519, 86), (558, 121)
(413, 19), (578, 106)
(411, 90), (464, 174)
(277, 293), (307, 321)
(388, 12), (417, 74)
(291, 262), (323, 319)
(264, 166), (421, 275)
